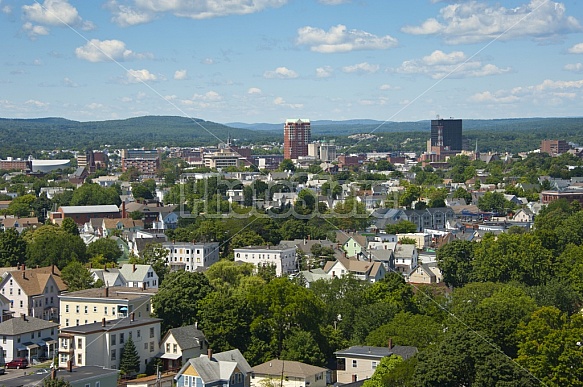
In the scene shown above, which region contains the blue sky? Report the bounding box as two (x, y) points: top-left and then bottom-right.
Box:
(1, 0), (582, 124)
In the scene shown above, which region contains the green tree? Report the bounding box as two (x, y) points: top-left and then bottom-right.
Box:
(119, 336), (140, 377)
(26, 225), (87, 268)
(385, 220), (418, 234)
(436, 240), (475, 288)
(152, 271), (213, 331)
(477, 191), (513, 214)
(278, 159), (295, 172)
(281, 328), (326, 366)
(362, 355), (404, 387)
(61, 218), (80, 236)
(61, 260), (94, 291)
(70, 183), (121, 206)
(43, 378), (73, 387)
(87, 238), (123, 264)
(295, 189), (317, 215)
(366, 312), (443, 350)
(230, 231), (265, 250)
(6, 194), (36, 217)
(131, 243), (169, 284)
(131, 183), (154, 200)
(0, 228), (27, 267)
(398, 237), (416, 245)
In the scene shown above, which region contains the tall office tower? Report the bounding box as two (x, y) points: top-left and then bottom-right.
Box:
(430, 118), (462, 151)
(284, 119), (311, 160)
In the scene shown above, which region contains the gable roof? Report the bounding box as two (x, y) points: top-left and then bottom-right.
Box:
(166, 325), (206, 351)
(334, 345), (418, 361)
(0, 315), (58, 335)
(119, 264), (155, 282)
(177, 349), (251, 384)
(7, 266), (66, 296)
(103, 218), (144, 230)
(252, 359), (328, 378)
(324, 256), (381, 276)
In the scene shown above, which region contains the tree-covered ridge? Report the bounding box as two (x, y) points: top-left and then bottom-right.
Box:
(0, 115), (278, 158)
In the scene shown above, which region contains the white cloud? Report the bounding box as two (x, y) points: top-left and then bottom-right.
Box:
(192, 91), (222, 101)
(75, 39), (152, 62)
(248, 87), (262, 95)
(264, 67), (299, 79)
(379, 84), (400, 90)
(107, 0), (287, 25)
(318, 0), (351, 4)
(22, 0), (95, 37)
(342, 62), (379, 74)
(297, 24), (398, 53)
(396, 50), (510, 79)
(174, 69), (188, 80)
(273, 97), (303, 109)
(402, 0), (582, 44)
(470, 78), (583, 104)
(568, 43), (583, 54)
(201, 58), (214, 65)
(316, 66), (333, 78)
(86, 103), (104, 109)
(25, 99), (49, 107)
(62, 77), (79, 87)
(126, 69), (157, 83)
(564, 63), (583, 72)
(2, 5), (12, 14)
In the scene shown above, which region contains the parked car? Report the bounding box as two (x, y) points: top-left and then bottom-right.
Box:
(6, 358), (28, 369)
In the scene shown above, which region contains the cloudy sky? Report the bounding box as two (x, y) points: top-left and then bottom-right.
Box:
(1, 0), (583, 124)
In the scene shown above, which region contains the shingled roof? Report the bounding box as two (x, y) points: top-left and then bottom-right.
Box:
(252, 359), (328, 378)
(0, 315), (58, 335)
(165, 324), (207, 351)
(8, 266), (66, 296)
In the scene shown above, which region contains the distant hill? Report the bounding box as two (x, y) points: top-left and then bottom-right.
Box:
(0, 115), (279, 157)
(1, 115), (583, 158)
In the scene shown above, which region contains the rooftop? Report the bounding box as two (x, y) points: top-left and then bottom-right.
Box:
(59, 286), (157, 300)
(0, 315), (58, 336)
(60, 316), (162, 335)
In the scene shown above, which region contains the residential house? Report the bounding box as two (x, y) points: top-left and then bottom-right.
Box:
(119, 264), (159, 289)
(126, 230), (168, 257)
(393, 244), (418, 275)
(59, 286), (157, 328)
(234, 245), (298, 277)
(0, 314), (58, 363)
(251, 359), (329, 387)
(334, 344), (417, 384)
(370, 208), (406, 232)
(0, 366), (119, 387)
(408, 263), (443, 284)
(175, 349), (252, 387)
(124, 372), (175, 387)
(163, 241), (220, 272)
(0, 293), (11, 321)
(368, 250), (395, 272)
(159, 324), (208, 371)
(0, 217), (41, 233)
(513, 208), (534, 223)
(102, 218), (144, 237)
(0, 265), (66, 321)
(58, 316), (162, 373)
(335, 232), (370, 259)
(296, 269), (333, 288)
(90, 267), (126, 288)
(323, 256), (386, 283)
(402, 208), (455, 232)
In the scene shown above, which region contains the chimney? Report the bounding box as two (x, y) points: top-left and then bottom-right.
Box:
(22, 271), (26, 280)
(102, 318), (106, 327)
(105, 287), (109, 297)
(17, 264), (20, 270)
(388, 338), (393, 349)
(51, 264), (55, 275)
(22, 263), (26, 271)
(207, 348), (212, 360)
(133, 263), (136, 273)
(21, 313), (27, 321)
(122, 201), (127, 218)
(308, 235), (311, 241)
(67, 360), (73, 372)
(130, 312), (135, 322)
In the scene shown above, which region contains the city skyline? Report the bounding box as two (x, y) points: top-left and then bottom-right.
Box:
(1, 0), (583, 124)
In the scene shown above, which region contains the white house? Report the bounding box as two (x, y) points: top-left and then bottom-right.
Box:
(251, 359), (329, 387)
(159, 324), (208, 371)
(58, 316), (161, 374)
(234, 245), (298, 276)
(393, 244), (418, 275)
(0, 315), (58, 363)
(0, 265), (66, 321)
(323, 256), (386, 283)
(118, 264), (159, 289)
(162, 242), (220, 272)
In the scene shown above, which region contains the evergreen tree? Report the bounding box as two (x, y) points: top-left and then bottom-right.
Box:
(119, 337), (140, 377)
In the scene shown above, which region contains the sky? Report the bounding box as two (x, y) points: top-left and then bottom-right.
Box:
(1, 0), (583, 125)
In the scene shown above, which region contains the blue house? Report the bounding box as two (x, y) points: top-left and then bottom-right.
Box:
(175, 349), (252, 387)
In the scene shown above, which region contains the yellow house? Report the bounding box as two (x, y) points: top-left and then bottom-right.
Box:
(59, 286), (157, 328)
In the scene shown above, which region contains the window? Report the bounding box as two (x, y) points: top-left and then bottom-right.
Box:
(150, 342), (154, 352)
(144, 343), (148, 350)
(76, 306), (80, 313)
(84, 306), (88, 314)
(19, 300), (23, 308)
(110, 349), (116, 361)
(17, 289), (20, 295)
(93, 306), (97, 312)
(137, 330), (141, 338)
(65, 319), (69, 327)
(166, 343), (170, 352)
(65, 305), (69, 313)
(96, 383), (100, 387)
(110, 334), (116, 346)
(2, 336), (5, 344)
(150, 327), (154, 338)
(77, 353), (82, 365)
(372, 361), (377, 369)
(104, 307), (108, 315)
(120, 333), (124, 344)
(9, 289), (12, 295)
(76, 320), (79, 326)
(352, 360), (357, 368)
(173, 344), (177, 353)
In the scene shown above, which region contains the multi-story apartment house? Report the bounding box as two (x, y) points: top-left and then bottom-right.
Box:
(59, 287), (157, 328)
(58, 316), (162, 373)
(121, 149), (161, 174)
(0, 265), (66, 321)
(284, 119), (311, 160)
(162, 241), (220, 272)
(234, 245), (298, 277)
(402, 208), (455, 232)
(0, 315), (58, 362)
